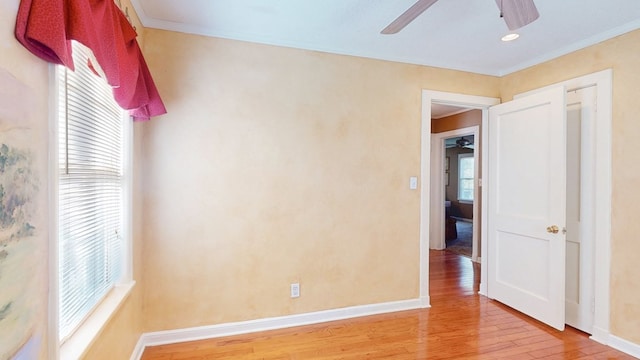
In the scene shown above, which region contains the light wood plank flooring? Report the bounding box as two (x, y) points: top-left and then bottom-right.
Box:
(141, 250), (634, 359)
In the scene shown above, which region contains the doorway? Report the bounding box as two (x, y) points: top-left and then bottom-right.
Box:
(418, 69), (612, 343)
(444, 134), (475, 258)
(430, 125), (479, 262)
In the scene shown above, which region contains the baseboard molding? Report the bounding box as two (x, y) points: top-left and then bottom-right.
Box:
(419, 295), (431, 308)
(130, 298), (423, 360)
(590, 326), (610, 345)
(479, 282), (487, 297)
(588, 328), (640, 359)
(609, 335), (640, 358)
(129, 337), (146, 360)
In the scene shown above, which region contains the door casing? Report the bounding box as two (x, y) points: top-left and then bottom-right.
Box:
(419, 69), (612, 343)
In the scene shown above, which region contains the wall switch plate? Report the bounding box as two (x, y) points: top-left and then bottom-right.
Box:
(409, 176), (418, 190)
(290, 283), (300, 298)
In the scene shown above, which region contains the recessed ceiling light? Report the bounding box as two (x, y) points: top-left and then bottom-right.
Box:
(501, 33), (520, 42)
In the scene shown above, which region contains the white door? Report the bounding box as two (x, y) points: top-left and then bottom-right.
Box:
(565, 86), (596, 333)
(487, 86), (567, 331)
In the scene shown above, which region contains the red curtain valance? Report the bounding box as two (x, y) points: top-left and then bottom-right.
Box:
(15, 0), (166, 121)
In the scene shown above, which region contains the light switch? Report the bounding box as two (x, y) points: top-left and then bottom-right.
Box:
(409, 176), (418, 190)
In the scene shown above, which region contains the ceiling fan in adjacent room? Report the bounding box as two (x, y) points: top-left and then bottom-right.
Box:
(381, 0), (539, 34)
(445, 136), (475, 149)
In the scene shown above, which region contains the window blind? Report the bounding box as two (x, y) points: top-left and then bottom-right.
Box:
(58, 41), (126, 340)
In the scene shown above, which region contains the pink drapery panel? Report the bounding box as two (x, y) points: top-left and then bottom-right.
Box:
(15, 0), (166, 121)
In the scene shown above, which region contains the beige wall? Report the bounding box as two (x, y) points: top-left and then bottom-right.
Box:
(140, 27), (640, 345)
(140, 29), (500, 331)
(501, 29), (640, 345)
(4, 0), (638, 355)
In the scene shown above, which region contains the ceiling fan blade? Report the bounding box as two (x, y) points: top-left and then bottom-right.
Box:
(381, 0), (439, 34)
(496, 0), (540, 31)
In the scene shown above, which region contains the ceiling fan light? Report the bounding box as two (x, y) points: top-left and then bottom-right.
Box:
(456, 137), (471, 147)
(501, 33), (520, 42)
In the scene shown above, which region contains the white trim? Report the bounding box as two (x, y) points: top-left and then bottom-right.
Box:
(51, 52), (138, 359)
(60, 282), (135, 360)
(421, 91), (500, 302)
(121, 114), (134, 283)
(129, 337), (146, 360)
(130, 299), (423, 360)
(513, 69), (613, 342)
(609, 335), (640, 358)
(591, 326), (611, 345)
(48, 63), (61, 360)
(479, 107), (490, 296)
(457, 152), (475, 203)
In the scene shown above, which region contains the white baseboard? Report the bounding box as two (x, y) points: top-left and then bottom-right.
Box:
(590, 326), (610, 345)
(130, 298), (422, 360)
(588, 328), (640, 359)
(129, 337), (146, 360)
(609, 335), (640, 358)
(479, 282), (487, 297)
(128, 299), (640, 360)
(419, 295), (431, 308)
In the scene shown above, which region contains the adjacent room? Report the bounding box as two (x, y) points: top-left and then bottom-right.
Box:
(1, 0), (640, 359)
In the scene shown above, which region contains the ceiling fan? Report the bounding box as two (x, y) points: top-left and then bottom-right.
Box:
(445, 136), (474, 149)
(381, 0), (539, 34)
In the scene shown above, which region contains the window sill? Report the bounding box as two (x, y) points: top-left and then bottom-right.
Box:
(60, 281), (135, 360)
(458, 200), (474, 205)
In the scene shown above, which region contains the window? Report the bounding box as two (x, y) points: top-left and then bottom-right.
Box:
(458, 153), (474, 202)
(57, 41), (130, 341)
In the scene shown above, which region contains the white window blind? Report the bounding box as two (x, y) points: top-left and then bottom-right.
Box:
(458, 153), (474, 202)
(57, 41), (126, 340)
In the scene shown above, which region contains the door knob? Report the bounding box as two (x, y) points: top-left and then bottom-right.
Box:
(546, 225), (559, 234)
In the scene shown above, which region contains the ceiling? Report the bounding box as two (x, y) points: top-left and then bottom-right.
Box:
(129, 0), (640, 76)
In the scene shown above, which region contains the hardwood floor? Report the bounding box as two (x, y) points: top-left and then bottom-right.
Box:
(141, 251), (634, 359)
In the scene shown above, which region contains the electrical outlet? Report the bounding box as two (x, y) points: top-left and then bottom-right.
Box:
(290, 283), (300, 298)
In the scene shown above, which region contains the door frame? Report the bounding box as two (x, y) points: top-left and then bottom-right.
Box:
(513, 69), (612, 343)
(419, 69), (612, 343)
(564, 87), (596, 333)
(430, 126), (480, 262)
(419, 91), (499, 307)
